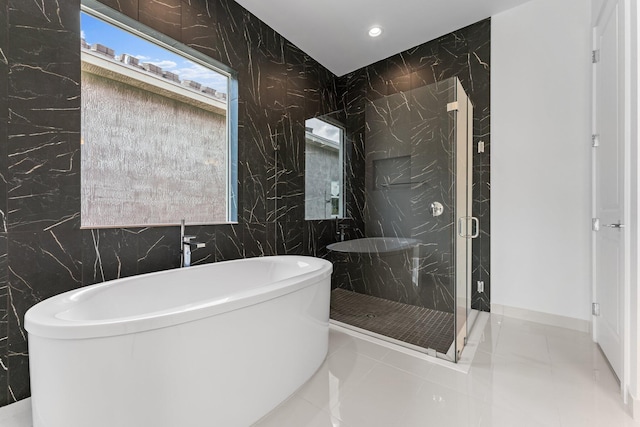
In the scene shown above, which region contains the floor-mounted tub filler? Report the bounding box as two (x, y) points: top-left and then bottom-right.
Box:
(25, 256), (332, 427)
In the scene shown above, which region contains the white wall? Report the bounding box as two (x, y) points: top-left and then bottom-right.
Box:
(491, 0), (592, 321)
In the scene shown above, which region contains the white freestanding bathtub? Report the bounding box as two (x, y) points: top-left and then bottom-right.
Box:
(25, 255), (332, 427)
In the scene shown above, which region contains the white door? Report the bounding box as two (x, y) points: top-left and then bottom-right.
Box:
(593, 0), (624, 379)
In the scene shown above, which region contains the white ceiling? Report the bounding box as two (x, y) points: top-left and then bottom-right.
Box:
(233, 0), (531, 76)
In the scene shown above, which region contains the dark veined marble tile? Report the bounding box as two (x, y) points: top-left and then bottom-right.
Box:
(136, 227), (181, 274)
(98, 0), (139, 20)
(181, 0), (216, 17)
(8, 0), (79, 30)
(417, 273), (454, 313)
(0, 21), (6, 236)
(246, 13), (285, 66)
(266, 124), (289, 223)
(411, 66), (437, 93)
(7, 223), (81, 401)
(214, 223), (243, 261)
(243, 222), (268, 258)
(304, 220), (337, 259)
(6, 2), (81, 234)
(468, 47), (490, 96)
(343, 70), (368, 113)
(212, 0), (249, 71)
(283, 183), (304, 224)
(7, 349), (28, 403)
(335, 75), (348, 113)
(6, 132), (80, 232)
(0, 0), (7, 100)
(0, 339), (6, 407)
(436, 30), (468, 77)
(81, 228), (139, 286)
(181, 0), (219, 62)
(318, 66), (338, 116)
(466, 18), (491, 58)
(280, 121), (304, 224)
(387, 53), (412, 95)
(344, 134), (365, 225)
(242, 170), (268, 224)
(266, 156), (286, 223)
(0, 233), (6, 406)
(243, 24), (287, 112)
(303, 56), (327, 119)
(259, 69), (287, 124)
(8, 225), (82, 305)
(0, 145), (4, 264)
(273, 221), (303, 255)
(285, 42), (307, 121)
(139, 0), (182, 42)
(364, 62), (388, 102)
(183, 225), (216, 266)
(8, 22), (80, 132)
(280, 119), (303, 172)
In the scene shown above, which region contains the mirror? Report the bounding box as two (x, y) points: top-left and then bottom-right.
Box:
(305, 115), (344, 220)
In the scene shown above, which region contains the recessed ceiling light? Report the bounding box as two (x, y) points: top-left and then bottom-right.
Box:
(368, 26), (383, 38)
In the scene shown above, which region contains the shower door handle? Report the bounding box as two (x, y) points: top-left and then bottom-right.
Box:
(470, 217), (479, 238)
(457, 218), (466, 238)
(458, 217), (480, 238)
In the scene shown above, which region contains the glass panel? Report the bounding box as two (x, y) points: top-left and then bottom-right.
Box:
(329, 77), (476, 362)
(329, 78), (464, 360)
(454, 78), (473, 362)
(80, 9), (236, 228)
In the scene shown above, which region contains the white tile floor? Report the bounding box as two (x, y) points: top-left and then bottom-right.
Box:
(253, 315), (640, 427)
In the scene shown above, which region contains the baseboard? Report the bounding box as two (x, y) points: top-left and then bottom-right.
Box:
(628, 391), (640, 421)
(491, 303), (591, 333)
(0, 398), (31, 427)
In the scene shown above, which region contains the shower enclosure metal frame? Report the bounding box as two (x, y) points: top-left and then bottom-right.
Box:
(327, 76), (478, 363)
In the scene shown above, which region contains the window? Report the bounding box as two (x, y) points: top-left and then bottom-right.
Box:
(80, 4), (237, 228)
(305, 117), (344, 219)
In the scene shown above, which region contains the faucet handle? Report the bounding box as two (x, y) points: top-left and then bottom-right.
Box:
(183, 235), (197, 242)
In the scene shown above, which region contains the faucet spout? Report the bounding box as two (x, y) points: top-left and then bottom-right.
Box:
(337, 223), (348, 242)
(180, 219), (205, 268)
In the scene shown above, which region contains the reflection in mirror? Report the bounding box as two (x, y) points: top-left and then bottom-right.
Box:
(304, 117), (344, 220)
(80, 6), (237, 228)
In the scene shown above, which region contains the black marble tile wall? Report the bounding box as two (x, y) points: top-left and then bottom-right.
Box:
(0, 0), (491, 406)
(0, 1), (7, 407)
(0, 0), (340, 407)
(336, 19), (491, 313)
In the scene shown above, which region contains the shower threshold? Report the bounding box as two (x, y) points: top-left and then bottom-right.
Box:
(329, 289), (487, 373)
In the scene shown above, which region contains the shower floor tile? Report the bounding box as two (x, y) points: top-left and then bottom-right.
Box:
(330, 288), (454, 354)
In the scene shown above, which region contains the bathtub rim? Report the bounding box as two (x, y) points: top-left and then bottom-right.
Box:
(25, 255), (332, 340)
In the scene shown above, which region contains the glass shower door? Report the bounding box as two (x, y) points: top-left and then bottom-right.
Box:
(330, 76), (475, 363)
(454, 78), (474, 362)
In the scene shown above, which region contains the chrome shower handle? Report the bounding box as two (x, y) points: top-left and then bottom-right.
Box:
(470, 217), (480, 238)
(458, 217), (480, 238)
(457, 218), (466, 238)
